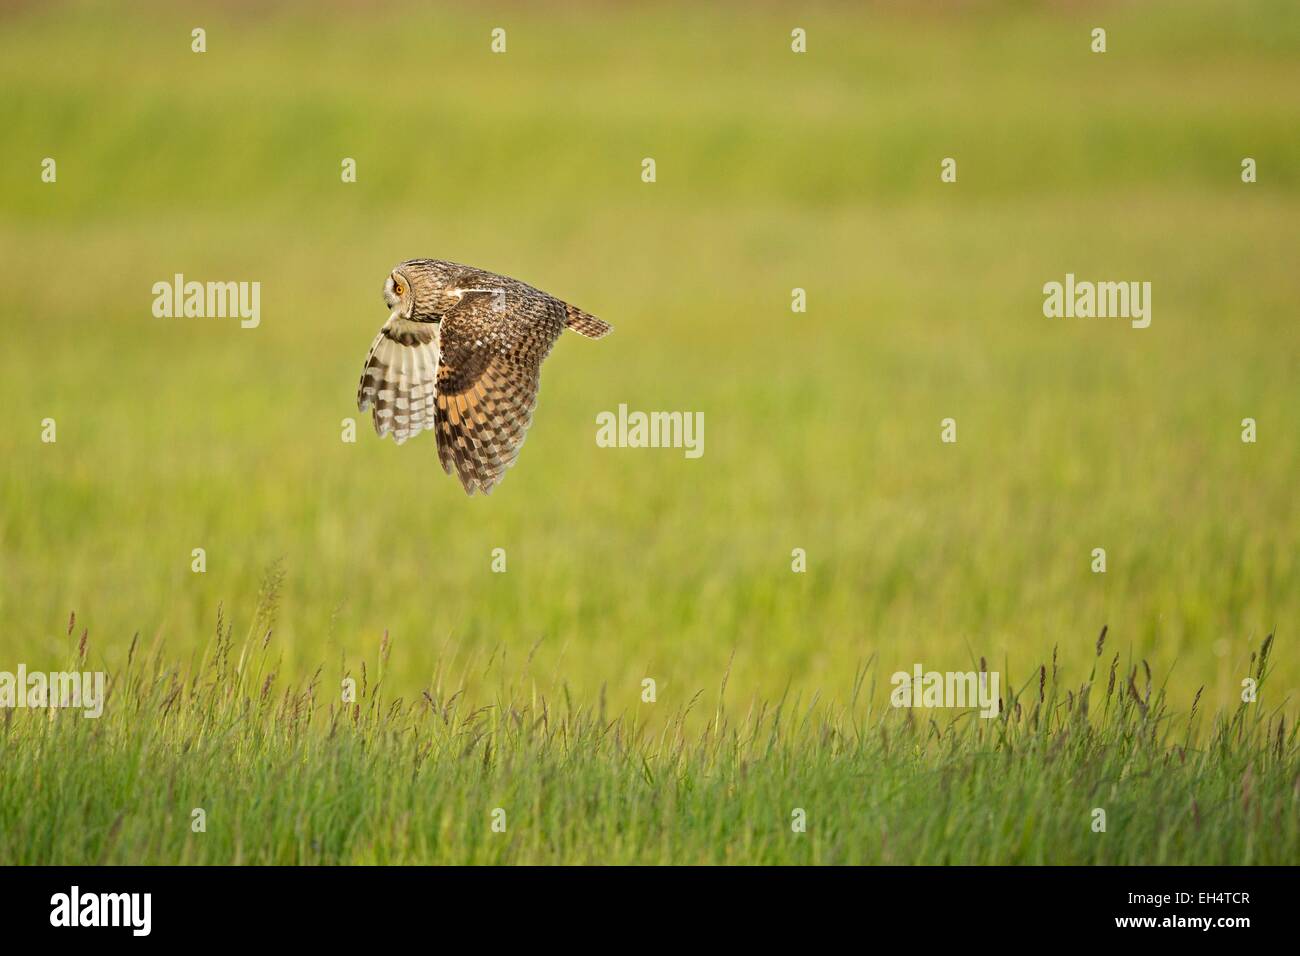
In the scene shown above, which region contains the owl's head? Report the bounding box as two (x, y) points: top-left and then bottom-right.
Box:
(383, 267), (414, 318)
(384, 259), (457, 321)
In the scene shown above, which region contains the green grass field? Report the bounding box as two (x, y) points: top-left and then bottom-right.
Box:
(0, 0), (1297, 864)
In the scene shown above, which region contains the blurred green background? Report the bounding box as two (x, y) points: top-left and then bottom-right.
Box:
(1, 0), (1296, 716)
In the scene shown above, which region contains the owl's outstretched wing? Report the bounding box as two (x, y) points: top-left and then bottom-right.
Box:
(433, 288), (566, 494)
(356, 317), (441, 445)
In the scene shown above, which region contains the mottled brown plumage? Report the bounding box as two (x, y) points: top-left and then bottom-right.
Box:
(356, 259), (611, 494)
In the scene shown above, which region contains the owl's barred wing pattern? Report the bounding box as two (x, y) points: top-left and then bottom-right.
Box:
(356, 319), (441, 444)
(564, 303), (613, 339)
(434, 355), (541, 494)
(433, 288), (567, 494)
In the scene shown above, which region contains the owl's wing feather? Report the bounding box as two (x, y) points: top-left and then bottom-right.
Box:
(357, 318), (441, 445)
(434, 289), (566, 494)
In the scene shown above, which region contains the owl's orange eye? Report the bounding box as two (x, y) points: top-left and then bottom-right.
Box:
(394, 281), (404, 295)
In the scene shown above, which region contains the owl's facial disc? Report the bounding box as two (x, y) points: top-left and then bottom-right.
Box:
(384, 271), (411, 316)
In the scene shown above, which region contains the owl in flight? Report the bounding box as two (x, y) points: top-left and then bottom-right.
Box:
(357, 259), (611, 495)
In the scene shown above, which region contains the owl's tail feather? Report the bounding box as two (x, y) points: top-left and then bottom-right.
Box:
(565, 304), (612, 339)
(356, 327), (439, 445)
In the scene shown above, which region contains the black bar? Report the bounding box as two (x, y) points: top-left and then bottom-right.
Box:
(0, 866), (1285, 941)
